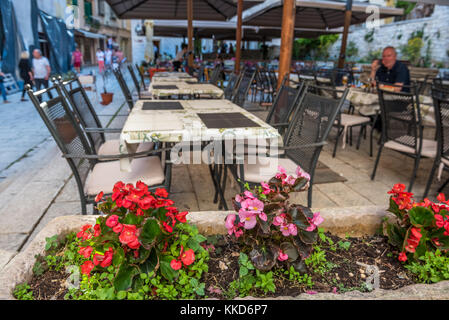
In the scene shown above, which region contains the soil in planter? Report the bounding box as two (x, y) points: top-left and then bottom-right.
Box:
(18, 232), (416, 300)
(203, 233), (416, 299)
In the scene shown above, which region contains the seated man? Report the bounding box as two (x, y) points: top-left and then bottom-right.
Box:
(371, 46), (411, 93)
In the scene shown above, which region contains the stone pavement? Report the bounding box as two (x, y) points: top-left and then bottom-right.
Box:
(0, 73), (447, 272)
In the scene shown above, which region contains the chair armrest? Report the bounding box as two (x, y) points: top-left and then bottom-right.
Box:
(62, 147), (171, 160)
(271, 122), (289, 129)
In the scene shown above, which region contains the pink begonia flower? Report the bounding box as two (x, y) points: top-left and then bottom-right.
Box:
(287, 223), (298, 236)
(278, 250), (288, 261)
(258, 212), (267, 222)
(238, 210), (258, 229)
(235, 194), (243, 203)
(225, 214), (237, 235)
(280, 224), (291, 237)
(275, 165), (287, 180)
(306, 290), (318, 295)
(296, 165), (311, 181)
(273, 214), (286, 226)
(285, 175), (296, 186)
(261, 182), (272, 195)
(241, 198), (264, 214)
(306, 212), (324, 232)
(244, 191), (256, 200)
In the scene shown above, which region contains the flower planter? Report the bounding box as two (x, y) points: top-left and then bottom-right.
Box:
(2, 206), (449, 300)
(100, 92), (114, 106)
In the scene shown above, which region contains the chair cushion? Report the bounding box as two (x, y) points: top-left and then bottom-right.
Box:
(98, 140), (154, 157)
(338, 114), (371, 127)
(237, 157), (298, 183)
(384, 137), (437, 158)
(85, 156), (165, 196)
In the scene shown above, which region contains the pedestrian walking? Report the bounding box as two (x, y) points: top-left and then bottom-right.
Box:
(18, 51), (33, 102)
(0, 56), (10, 104)
(32, 49), (52, 102)
(71, 47), (83, 74)
(105, 48), (113, 71)
(96, 48), (105, 73)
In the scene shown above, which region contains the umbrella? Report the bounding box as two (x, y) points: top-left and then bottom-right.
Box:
(144, 20), (155, 63)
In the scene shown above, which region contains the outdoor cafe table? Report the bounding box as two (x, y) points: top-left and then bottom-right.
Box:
(119, 99), (281, 209)
(151, 72), (196, 82)
(148, 82), (224, 99)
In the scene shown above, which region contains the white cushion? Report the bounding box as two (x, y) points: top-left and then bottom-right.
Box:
(237, 157), (298, 183)
(97, 140), (154, 157)
(384, 137), (437, 158)
(338, 114), (371, 127)
(85, 156), (165, 196)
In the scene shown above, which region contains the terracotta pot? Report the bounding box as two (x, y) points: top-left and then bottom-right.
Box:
(101, 92), (114, 105)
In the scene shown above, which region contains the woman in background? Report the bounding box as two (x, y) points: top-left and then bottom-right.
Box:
(18, 51), (33, 102)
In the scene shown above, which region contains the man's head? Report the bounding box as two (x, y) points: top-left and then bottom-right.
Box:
(33, 49), (42, 59)
(382, 46), (397, 69)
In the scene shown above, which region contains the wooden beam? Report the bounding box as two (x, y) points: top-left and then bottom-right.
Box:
(337, 0), (352, 69)
(235, 0), (243, 74)
(278, 0), (296, 90)
(187, 0), (194, 68)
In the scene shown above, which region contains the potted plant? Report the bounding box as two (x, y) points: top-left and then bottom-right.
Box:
(100, 73), (113, 105)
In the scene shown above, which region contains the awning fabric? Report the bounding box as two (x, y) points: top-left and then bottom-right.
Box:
(75, 29), (107, 39)
(105, 0), (263, 20)
(242, 0), (404, 29)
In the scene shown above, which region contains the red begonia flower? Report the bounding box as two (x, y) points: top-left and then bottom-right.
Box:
(95, 191), (104, 203)
(81, 260), (94, 276)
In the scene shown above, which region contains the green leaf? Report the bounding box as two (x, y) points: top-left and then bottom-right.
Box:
(160, 255), (179, 282)
(187, 238), (200, 252)
(140, 248), (159, 274)
(112, 246), (125, 267)
(95, 287), (115, 300)
(114, 263), (138, 291)
(387, 196), (403, 218)
(140, 219), (161, 245)
(239, 266), (248, 277)
(193, 233), (207, 243)
(408, 206), (435, 228)
(289, 205), (311, 230)
(386, 223), (404, 248)
(122, 213), (139, 225)
(292, 177), (308, 192)
(117, 291), (127, 300)
(292, 237), (313, 260)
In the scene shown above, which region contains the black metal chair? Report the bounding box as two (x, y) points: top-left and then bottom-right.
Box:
(315, 75), (373, 157)
(223, 72), (242, 101)
(56, 76), (154, 159)
(135, 63), (148, 90)
(423, 87), (449, 198)
(371, 83), (437, 192)
(433, 78), (449, 92)
(208, 64), (223, 86)
(127, 64), (152, 100)
(232, 68), (256, 109)
(26, 84), (172, 215)
(113, 67), (134, 110)
(231, 84), (349, 208)
(265, 81), (305, 137)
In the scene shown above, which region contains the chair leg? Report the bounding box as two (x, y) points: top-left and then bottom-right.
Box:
(408, 155), (421, 192)
(356, 125), (364, 150)
(371, 143), (384, 180)
(438, 176), (449, 193)
(369, 126), (374, 157)
(307, 186), (313, 208)
(333, 126), (343, 158)
(423, 158), (439, 199)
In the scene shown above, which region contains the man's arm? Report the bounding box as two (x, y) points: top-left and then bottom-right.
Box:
(45, 60), (51, 80)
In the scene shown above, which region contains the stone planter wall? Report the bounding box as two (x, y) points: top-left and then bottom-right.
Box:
(1, 206), (449, 300)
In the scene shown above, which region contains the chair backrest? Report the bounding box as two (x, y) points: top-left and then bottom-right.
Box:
(283, 84), (348, 175)
(266, 82), (304, 126)
(113, 67), (134, 109)
(26, 84), (94, 198)
(232, 68), (256, 107)
(209, 64), (223, 85)
(377, 83), (421, 152)
(135, 64), (147, 90)
(268, 69), (278, 90)
(127, 64), (141, 96)
(57, 76), (106, 153)
(432, 87), (449, 159)
(433, 78), (449, 92)
(224, 72), (242, 100)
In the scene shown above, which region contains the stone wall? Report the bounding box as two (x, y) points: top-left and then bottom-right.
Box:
(328, 6), (449, 66)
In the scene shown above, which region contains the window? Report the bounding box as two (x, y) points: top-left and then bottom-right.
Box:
(98, 0), (105, 16)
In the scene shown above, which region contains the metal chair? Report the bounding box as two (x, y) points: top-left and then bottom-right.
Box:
(371, 83), (437, 192)
(209, 64), (223, 86)
(232, 68), (256, 109)
(113, 67), (134, 110)
(135, 63), (148, 90)
(265, 81), (304, 137)
(26, 84), (172, 215)
(56, 76), (154, 158)
(223, 72), (242, 101)
(127, 65), (152, 100)
(231, 84), (349, 208)
(423, 87), (449, 198)
(433, 78), (449, 92)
